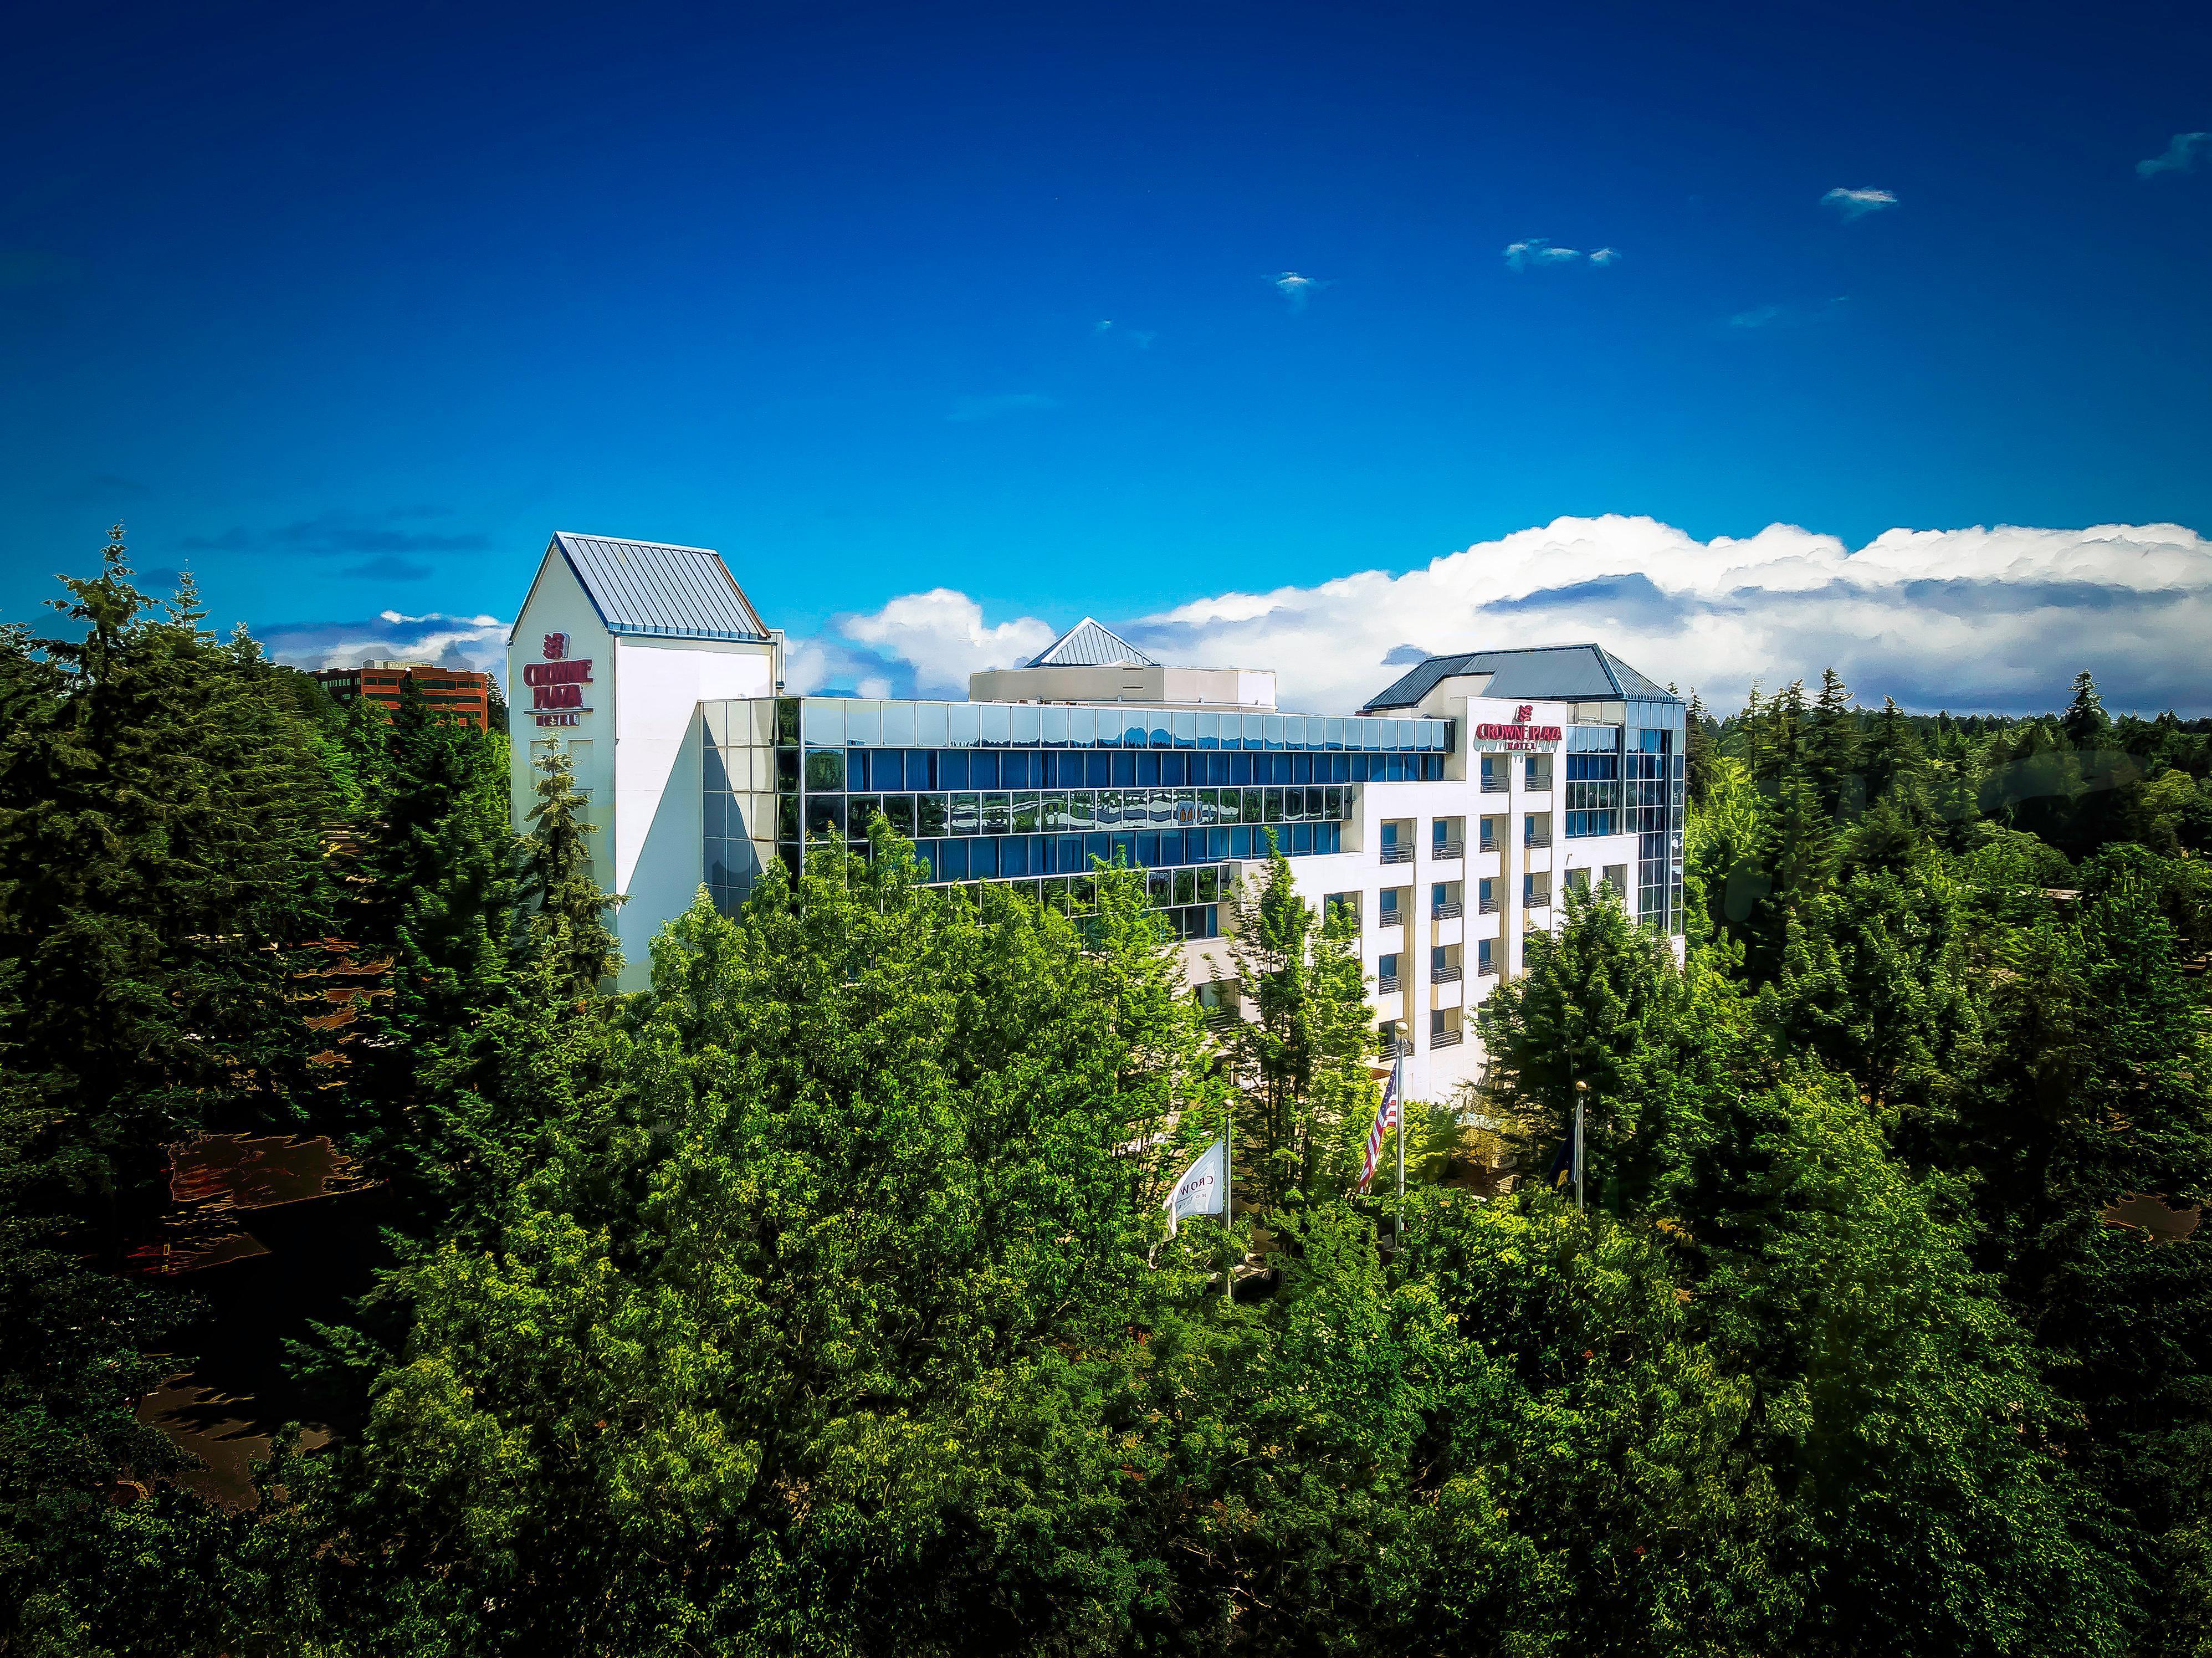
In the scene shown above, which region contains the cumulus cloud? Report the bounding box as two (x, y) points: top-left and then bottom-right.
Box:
(1271, 272), (1327, 308)
(2138, 132), (2210, 177)
(798, 587), (1058, 699)
(785, 517), (2212, 717)
(1821, 186), (1898, 220)
(260, 608), (510, 683)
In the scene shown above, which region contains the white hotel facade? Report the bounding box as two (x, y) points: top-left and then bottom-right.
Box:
(511, 533), (1686, 1103)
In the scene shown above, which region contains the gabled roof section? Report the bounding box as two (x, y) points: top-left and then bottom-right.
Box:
(540, 533), (769, 642)
(1027, 616), (1158, 668)
(1360, 643), (1675, 712)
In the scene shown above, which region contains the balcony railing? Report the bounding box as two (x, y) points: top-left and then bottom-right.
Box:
(1377, 973), (1401, 994)
(1478, 895), (1498, 914)
(1525, 893), (1550, 910)
(1432, 901), (1463, 920)
(1380, 845), (1414, 865)
(1478, 960), (1498, 977)
(1379, 907), (1403, 928)
(1524, 831), (1553, 848)
(1480, 777), (1509, 794)
(1386, 1038), (1415, 1058)
(1431, 1028), (1465, 1048)
(1431, 838), (1463, 861)
(1433, 965), (1462, 985)
(1478, 833), (1499, 852)
(1523, 778), (1553, 792)
(1204, 1008), (1244, 1033)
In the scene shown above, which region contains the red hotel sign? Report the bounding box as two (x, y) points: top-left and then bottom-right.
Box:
(523, 633), (593, 726)
(1473, 707), (1560, 749)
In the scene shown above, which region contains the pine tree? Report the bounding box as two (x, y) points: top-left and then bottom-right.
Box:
(1225, 833), (1376, 1208)
(1808, 667), (1862, 818)
(515, 746), (623, 995)
(2062, 669), (2112, 751)
(1684, 688), (1719, 808)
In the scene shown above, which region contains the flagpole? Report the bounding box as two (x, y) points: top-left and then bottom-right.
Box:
(1393, 1050), (1406, 1245)
(1222, 1088), (1233, 1301)
(1573, 1078), (1587, 1212)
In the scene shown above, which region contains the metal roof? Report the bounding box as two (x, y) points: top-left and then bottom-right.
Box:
(1360, 643), (1675, 712)
(1027, 616), (1159, 668)
(543, 533), (770, 642)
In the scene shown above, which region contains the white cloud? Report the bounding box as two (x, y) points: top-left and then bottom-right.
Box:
(1821, 186), (1898, 220)
(1589, 247), (1621, 265)
(1503, 238), (1583, 270)
(812, 587), (1057, 699)
(262, 610), (511, 684)
(2138, 132), (2210, 177)
(1271, 271), (1327, 309)
(786, 517), (2212, 716)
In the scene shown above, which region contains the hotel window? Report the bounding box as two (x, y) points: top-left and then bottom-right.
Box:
(1379, 887), (1405, 926)
(1377, 951), (1401, 992)
(1523, 754), (1553, 791)
(1431, 881), (1462, 919)
(1323, 891), (1361, 930)
(1478, 815), (1502, 852)
(1477, 877), (1497, 914)
(1524, 872), (1550, 909)
(1380, 819), (1415, 864)
(1479, 755), (1508, 793)
(1604, 863), (1629, 899)
(1524, 812), (1552, 848)
(1431, 816), (1463, 858)
(1430, 1007), (1462, 1047)
(1431, 943), (1461, 984)
(1566, 867), (1591, 896)
(1477, 937), (1496, 976)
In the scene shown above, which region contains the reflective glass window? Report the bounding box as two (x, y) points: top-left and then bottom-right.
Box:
(982, 792), (1010, 835)
(950, 792), (979, 836)
(1012, 792), (1042, 834)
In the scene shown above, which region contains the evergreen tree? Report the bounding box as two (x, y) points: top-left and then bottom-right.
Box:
(1684, 687), (1719, 808)
(2062, 669), (2112, 751)
(350, 677), (515, 1165)
(514, 746), (623, 995)
(1225, 835), (1376, 1208)
(1808, 667), (1862, 818)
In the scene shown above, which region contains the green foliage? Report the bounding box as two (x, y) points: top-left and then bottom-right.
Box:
(514, 745), (624, 995)
(1226, 835), (1378, 1207)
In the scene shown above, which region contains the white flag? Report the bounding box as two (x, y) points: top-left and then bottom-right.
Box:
(1163, 1138), (1227, 1237)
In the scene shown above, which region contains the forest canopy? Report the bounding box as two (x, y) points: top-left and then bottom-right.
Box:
(1, 538), (2207, 1656)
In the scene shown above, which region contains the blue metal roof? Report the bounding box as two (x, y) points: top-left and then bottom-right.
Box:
(1360, 643), (1675, 712)
(1027, 616), (1158, 668)
(545, 533), (769, 642)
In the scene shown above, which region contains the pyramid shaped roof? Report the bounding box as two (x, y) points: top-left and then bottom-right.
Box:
(1027, 616), (1158, 668)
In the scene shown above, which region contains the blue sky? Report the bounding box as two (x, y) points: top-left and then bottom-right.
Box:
(4, 0), (2210, 710)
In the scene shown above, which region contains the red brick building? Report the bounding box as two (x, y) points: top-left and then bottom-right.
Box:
(311, 659), (494, 729)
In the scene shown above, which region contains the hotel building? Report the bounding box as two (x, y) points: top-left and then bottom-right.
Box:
(510, 533), (1685, 1102)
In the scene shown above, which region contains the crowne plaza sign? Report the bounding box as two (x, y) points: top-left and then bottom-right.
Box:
(1473, 703), (1563, 748)
(524, 632), (593, 726)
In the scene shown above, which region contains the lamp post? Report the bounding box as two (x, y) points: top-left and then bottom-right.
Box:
(1573, 1078), (1588, 1212)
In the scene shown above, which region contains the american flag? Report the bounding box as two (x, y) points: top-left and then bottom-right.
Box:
(1357, 1062), (1400, 1192)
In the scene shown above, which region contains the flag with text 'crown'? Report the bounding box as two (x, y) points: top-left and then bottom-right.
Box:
(1163, 1138), (1226, 1237)
(1357, 1066), (1400, 1192)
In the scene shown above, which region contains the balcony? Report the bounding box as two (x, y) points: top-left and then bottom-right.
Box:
(1478, 960), (1498, 977)
(1431, 838), (1463, 861)
(1523, 778), (1553, 793)
(1385, 1038), (1415, 1058)
(1204, 1007), (1245, 1034)
(1377, 973), (1401, 994)
(1431, 901), (1463, 920)
(1380, 845), (1415, 865)
(1379, 906), (1403, 928)
(1525, 894), (1550, 910)
(1433, 965), (1462, 985)
(1431, 1028), (1465, 1048)
(1478, 894), (1498, 914)
(1478, 833), (1499, 853)
(1480, 777), (1508, 794)
(1524, 831), (1553, 848)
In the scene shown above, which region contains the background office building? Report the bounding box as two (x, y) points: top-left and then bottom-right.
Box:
(312, 660), (495, 729)
(510, 533), (1684, 1102)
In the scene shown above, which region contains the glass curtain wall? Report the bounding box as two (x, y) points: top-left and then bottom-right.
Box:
(705, 695), (1449, 938)
(1563, 724), (1623, 837)
(1624, 697), (1688, 934)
